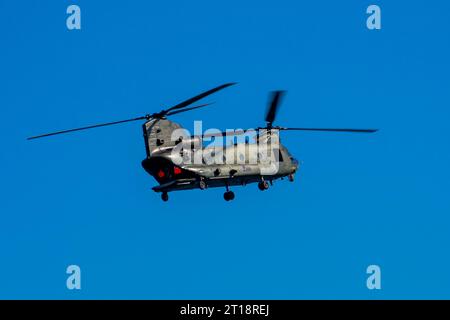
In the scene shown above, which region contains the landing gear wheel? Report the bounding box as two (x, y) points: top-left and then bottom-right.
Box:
(161, 192), (169, 202)
(199, 180), (207, 190)
(288, 174), (294, 182)
(223, 191), (235, 201)
(258, 181), (269, 191)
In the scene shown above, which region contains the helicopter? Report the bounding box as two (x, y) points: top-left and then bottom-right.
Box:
(28, 83), (377, 202)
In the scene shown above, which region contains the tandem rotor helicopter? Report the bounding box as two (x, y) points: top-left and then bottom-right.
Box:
(28, 83), (377, 202)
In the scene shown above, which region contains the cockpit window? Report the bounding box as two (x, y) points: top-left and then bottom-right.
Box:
(278, 149), (284, 162)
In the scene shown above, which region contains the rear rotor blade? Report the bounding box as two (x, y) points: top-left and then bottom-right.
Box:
(202, 129), (247, 138)
(280, 127), (378, 133)
(265, 91), (285, 126)
(165, 83), (236, 113)
(27, 116), (148, 140)
(200, 127), (378, 139)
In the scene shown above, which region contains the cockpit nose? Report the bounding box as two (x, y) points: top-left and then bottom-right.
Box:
(290, 157), (299, 171)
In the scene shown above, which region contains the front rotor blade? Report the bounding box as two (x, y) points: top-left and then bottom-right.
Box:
(165, 103), (214, 116)
(265, 91), (285, 125)
(280, 128), (378, 133)
(27, 116), (147, 140)
(165, 83), (236, 113)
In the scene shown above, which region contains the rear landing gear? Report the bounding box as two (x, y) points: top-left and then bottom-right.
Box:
(224, 191), (235, 201)
(258, 181), (269, 191)
(161, 192), (169, 202)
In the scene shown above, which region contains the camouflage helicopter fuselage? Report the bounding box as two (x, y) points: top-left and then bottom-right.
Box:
(27, 83), (376, 202)
(141, 118), (299, 199)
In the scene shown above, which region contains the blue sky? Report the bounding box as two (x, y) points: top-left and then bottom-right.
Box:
(1, 0), (449, 299)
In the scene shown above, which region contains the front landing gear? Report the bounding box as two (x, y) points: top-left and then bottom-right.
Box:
(223, 183), (235, 201)
(224, 191), (235, 201)
(199, 179), (207, 190)
(161, 192), (169, 202)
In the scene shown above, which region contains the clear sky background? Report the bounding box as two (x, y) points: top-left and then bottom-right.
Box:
(1, 0), (449, 299)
